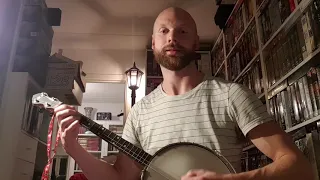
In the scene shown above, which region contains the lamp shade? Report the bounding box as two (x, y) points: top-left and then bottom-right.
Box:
(125, 62), (143, 90)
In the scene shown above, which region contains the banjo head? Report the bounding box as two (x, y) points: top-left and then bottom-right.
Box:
(142, 142), (235, 180)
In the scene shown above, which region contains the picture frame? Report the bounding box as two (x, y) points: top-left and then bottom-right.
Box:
(96, 112), (112, 120)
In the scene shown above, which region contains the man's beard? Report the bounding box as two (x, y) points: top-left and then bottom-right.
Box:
(153, 44), (197, 71)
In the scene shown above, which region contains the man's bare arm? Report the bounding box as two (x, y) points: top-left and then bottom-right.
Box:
(228, 121), (315, 180)
(72, 145), (143, 180)
(54, 104), (143, 180)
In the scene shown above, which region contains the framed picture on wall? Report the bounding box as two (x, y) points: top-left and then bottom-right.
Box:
(96, 112), (112, 120)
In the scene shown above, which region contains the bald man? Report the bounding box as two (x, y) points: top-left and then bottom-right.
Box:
(54, 7), (314, 180)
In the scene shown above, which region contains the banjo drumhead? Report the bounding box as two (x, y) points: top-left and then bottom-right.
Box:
(142, 142), (235, 180)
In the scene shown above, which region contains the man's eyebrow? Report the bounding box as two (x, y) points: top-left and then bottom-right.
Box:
(157, 23), (189, 28)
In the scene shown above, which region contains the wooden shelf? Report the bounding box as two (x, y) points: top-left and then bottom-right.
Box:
(214, 60), (226, 77)
(285, 115), (320, 133)
(261, 0), (313, 52)
(78, 133), (97, 137)
(256, 0), (269, 16)
(226, 15), (256, 59)
(87, 150), (101, 154)
(243, 144), (255, 151)
(243, 115), (320, 151)
(267, 46), (320, 97)
(211, 31), (224, 53)
(108, 151), (119, 153)
(234, 52), (260, 82)
(258, 93), (265, 100)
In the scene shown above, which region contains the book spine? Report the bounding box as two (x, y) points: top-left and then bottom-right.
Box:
(297, 15), (309, 59)
(294, 81), (304, 122)
(286, 85), (296, 126)
(311, 67), (320, 114)
(281, 90), (293, 129)
(302, 75), (314, 119)
(306, 70), (319, 117)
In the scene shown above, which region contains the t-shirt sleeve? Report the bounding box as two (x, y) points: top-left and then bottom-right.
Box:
(121, 104), (142, 148)
(228, 83), (274, 136)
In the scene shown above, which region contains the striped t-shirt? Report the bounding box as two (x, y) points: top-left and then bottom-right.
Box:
(122, 77), (273, 172)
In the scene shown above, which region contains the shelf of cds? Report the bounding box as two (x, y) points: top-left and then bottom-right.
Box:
(211, 0), (320, 175)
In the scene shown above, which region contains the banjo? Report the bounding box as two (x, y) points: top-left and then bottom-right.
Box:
(32, 92), (236, 180)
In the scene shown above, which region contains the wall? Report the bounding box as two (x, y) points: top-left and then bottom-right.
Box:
(46, 0), (148, 119)
(49, 48), (146, 119)
(0, 0), (23, 130)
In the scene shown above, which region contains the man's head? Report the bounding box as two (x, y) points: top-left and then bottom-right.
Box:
(152, 7), (200, 71)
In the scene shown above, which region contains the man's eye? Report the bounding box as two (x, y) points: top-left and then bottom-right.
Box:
(180, 29), (187, 34)
(160, 28), (168, 34)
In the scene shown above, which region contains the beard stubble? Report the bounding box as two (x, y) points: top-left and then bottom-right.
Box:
(153, 44), (197, 71)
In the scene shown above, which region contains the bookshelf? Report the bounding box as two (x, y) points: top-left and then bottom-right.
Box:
(212, 0), (320, 174)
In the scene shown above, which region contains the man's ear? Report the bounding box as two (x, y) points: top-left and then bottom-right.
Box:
(152, 34), (155, 50)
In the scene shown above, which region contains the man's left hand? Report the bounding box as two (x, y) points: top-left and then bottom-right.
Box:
(181, 169), (228, 180)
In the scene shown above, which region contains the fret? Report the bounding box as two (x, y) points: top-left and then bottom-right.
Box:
(140, 152), (146, 164)
(141, 152), (151, 165)
(114, 136), (122, 145)
(108, 132), (116, 140)
(127, 142), (134, 154)
(117, 138), (126, 150)
(133, 146), (141, 163)
(136, 148), (144, 164)
(124, 141), (130, 153)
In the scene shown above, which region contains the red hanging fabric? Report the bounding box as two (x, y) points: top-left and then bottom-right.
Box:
(41, 114), (61, 180)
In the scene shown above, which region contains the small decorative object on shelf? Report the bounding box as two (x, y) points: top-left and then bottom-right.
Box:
(96, 112), (112, 120)
(84, 107), (93, 118)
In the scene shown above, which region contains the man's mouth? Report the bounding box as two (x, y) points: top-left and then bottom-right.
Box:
(165, 49), (181, 55)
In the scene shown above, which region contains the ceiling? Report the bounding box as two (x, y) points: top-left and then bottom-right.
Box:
(82, 82), (125, 103)
(46, 0), (221, 51)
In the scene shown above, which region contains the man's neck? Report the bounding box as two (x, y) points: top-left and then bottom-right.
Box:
(161, 65), (205, 96)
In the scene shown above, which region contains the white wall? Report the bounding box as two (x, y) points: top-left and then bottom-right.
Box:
(46, 0), (148, 120)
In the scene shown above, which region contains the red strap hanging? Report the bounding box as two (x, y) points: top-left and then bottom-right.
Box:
(41, 114), (61, 180)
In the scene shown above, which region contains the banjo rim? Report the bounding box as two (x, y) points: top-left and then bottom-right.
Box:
(141, 141), (236, 179)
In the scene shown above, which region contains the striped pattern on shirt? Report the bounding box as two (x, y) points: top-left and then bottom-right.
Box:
(122, 77), (273, 172)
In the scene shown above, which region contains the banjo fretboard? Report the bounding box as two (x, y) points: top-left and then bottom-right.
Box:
(79, 114), (153, 166)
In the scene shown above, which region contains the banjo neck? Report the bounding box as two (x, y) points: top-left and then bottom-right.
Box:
(31, 92), (153, 167)
(78, 114), (153, 166)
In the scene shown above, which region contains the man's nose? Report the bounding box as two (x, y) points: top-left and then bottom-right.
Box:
(168, 30), (178, 43)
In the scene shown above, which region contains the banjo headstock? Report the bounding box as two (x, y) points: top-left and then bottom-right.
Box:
(32, 92), (63, 112)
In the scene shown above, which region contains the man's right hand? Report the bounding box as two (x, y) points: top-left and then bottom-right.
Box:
(53, 105), (143, 180)
(54, 104), (81, 155)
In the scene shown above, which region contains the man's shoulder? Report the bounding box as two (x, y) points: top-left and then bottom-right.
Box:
(203, 77), (253, 99)
(204, 77), (234, 90)
(133, 86), (162, 109)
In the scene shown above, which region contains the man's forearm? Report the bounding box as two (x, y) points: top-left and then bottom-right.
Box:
(224, 154), (314, 180)
(70, 143), (120, 180)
